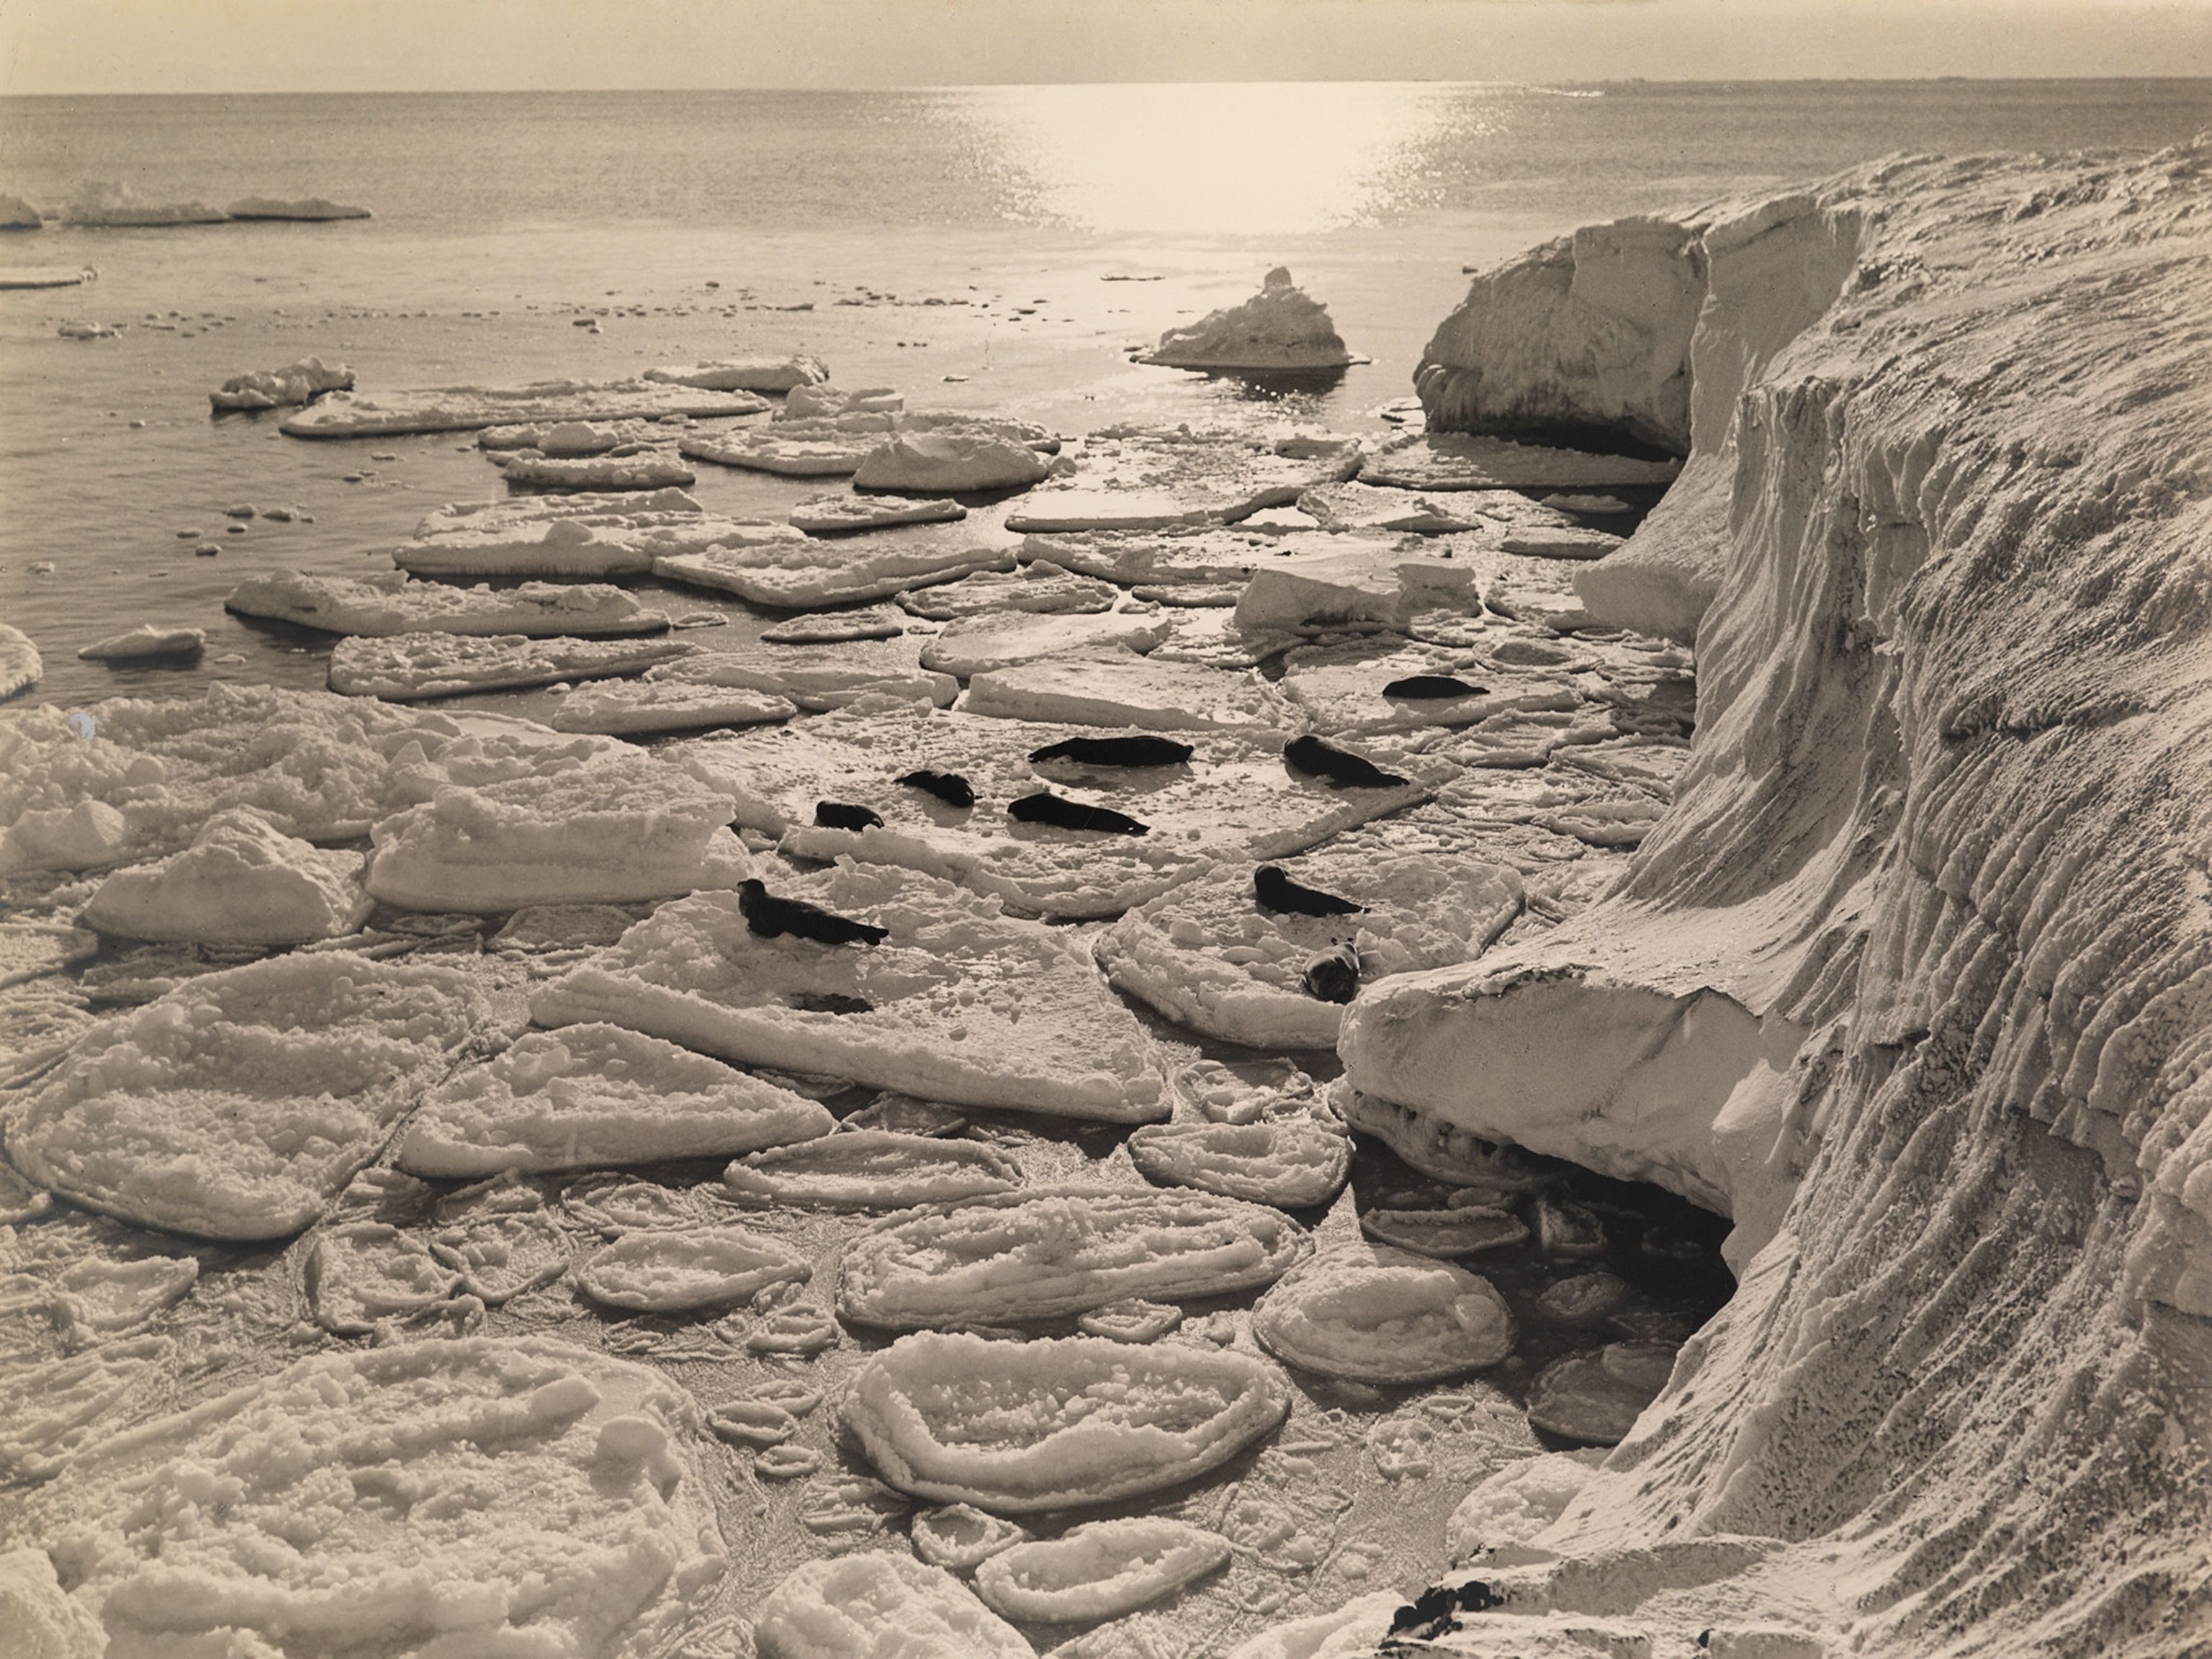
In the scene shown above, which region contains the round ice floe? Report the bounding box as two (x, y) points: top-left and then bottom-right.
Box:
(843, 1331), (1290, 1513)
(1524, 1341), (1681, 1447)
(1443, 1447), (1609, 1563)
(973, 1515), (1231, 1622)
(562, 1174), (712, 1236)
(1254, 1240), (1514, 1384)
(913, 1503), (1030, 1571)
(754, 1551), (1030, 1659)
(1535, 1271), (1630, 1323)
(1128, 1118), (1352, 1209)
(1359, 1205), (1531, 1259)
(1076, 1297), (1182, 1342)
(837, 1184), (1309, 1330)
(21, 1336), (723, 1656)
(577, 1226), (810, 1313)
(723, 1128), (1023, 1210)
(853, 431), (1051, 495)
(398, 1022), (833, 1177)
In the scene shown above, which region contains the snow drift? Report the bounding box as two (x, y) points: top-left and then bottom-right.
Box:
(1346, 138), (2212, 1655)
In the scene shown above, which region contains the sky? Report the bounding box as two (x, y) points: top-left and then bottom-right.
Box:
(2, 0), (2209, 94)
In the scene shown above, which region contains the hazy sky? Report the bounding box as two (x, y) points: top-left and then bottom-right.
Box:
(4, 0), (2209, 94)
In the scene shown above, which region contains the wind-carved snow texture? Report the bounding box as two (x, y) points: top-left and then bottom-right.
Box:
(1347, 138), (2212, 1654)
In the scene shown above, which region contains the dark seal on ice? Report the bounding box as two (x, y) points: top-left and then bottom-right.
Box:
(1028, 734), (1195, 768)
(1301, 943), (1362, 1004)
(1383, 674), (1486, 701)
(896, 769), (976, 809)
(1283, 734), (1408, 791)
(814, 800), (886, 832)
(737, 878), (889, 947)
(1007, 791), (1151, 836)
(1255, 865), (1364, 917)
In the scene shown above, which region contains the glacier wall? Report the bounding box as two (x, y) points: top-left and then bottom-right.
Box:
(1352, 139), (2212, 1654)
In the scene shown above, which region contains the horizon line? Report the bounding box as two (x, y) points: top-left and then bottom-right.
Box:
(6, 72), (2211, 98)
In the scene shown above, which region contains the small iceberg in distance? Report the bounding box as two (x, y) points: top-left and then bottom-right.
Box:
(61, 180), (228, 226)
(1135, 267), (1365, 390)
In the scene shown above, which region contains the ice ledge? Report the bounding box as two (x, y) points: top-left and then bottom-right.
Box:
(1341, 956), (1808, 1270)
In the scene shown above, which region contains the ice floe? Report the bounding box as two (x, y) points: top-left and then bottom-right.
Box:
(1298, 480), (1572, 536)
(227, 568), (667, 637)
(281, 379), (771, 437)
(654, 521), (1014, 609)
(365, 750), (748, 910)
(1521, 1339), (1680, 1446)
(1126, 1118), (1352, 1208)
(209, 354), (354, 411)
(837, 1184), (1308, 1328)
(1139, 267), (1355, 372)
(306, 1220), (466, 1334)
(327, 630), (693, 698)
(397, 1022), (832, 1177)
(496, 450), (696, 490)
(0, 265), (94, 289)
(644, 639), (956, 712)
(76, 624), (204, 662)
(7, 953), (487, 1238)
(16, 1337), (724, 1654)
(4, 625), (47, 696)
(790, 492), (965, 533)
(1008, 426), (1361, 532)
(845, 1331), (1291, 1513)
(963, 651), (1290, 732)
(1274, 637), (1582, 737)
(1231, 539), (1480, 636)
(644, 354), (830, 392)
(394, 487), (773, 579)
(80, 807), (370, 944)
(1095, 840), (1520, 1047)
(1253, 1240), (1514, 1383)
(682, 421), (881, 477)
(1017, 526), (1287, 595)
(852, 431), (1052, 494)
(753, 1552), (1030, 1659)
(723, 1128), (1023, 1210)
(61, 179), (226, 225)
(974, 1516), (1231, 1621)
(549, 677), (796, 734)
(896, 558), (1120, 620)
(917, 609), (1174, 676)
(529, 861), (1169, 1120)
(577, 1225), (812, 1313)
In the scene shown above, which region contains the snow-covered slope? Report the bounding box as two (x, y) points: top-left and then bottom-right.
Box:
(1344, 138), (2212, 1656)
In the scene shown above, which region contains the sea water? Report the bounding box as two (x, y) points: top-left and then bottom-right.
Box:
(2, 79), (2207, 706)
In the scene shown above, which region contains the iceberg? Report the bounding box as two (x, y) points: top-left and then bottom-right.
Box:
(1139, 267), (1357, 372)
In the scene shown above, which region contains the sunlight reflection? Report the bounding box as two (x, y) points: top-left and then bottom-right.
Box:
(953, 82), (1473, 235)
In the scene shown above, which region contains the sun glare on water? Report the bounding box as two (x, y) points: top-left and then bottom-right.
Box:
(953, 82), (1473, 235)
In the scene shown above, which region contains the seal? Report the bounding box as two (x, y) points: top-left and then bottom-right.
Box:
(1383, 673), (1486, 700)
(813, 799), (885, 831)
(736, 877), (889, 945)
(1282, 733), (1408, 790)
(1254, 863), (1364, 917)
(895, 768), (976, 808)
(1007, 791), (1150, 836)
(1301, 943), (1360, 1003)
(1028, 733), (1195, 768)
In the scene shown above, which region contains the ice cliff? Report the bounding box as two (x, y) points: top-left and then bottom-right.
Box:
(1350, 138), (2212, 1654)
